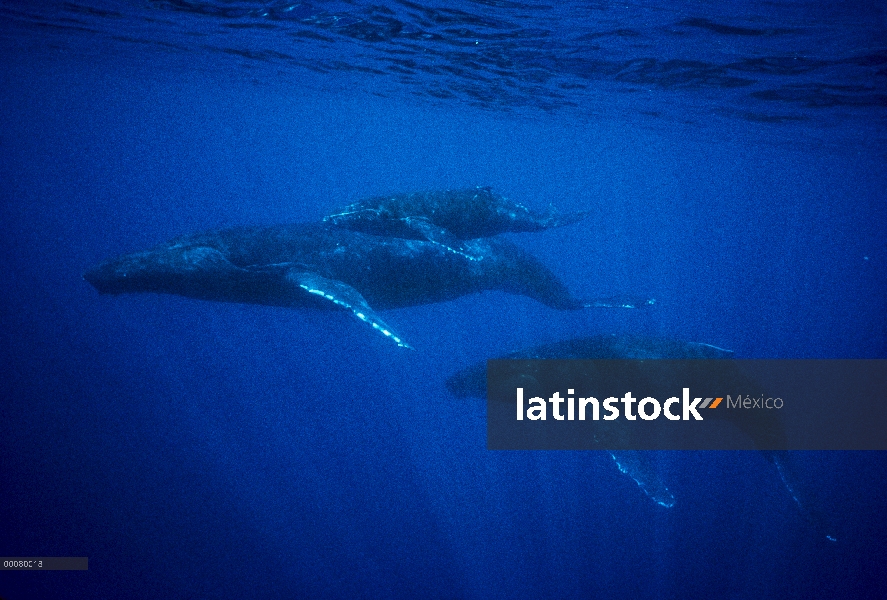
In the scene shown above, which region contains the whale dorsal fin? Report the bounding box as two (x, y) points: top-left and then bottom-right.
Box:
(285, 270), (413, 349)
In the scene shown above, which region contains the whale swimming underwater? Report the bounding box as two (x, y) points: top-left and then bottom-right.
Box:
(446, 334), (836, 541)
(323, 187), (589, 255)
(84, 223), (651, 348)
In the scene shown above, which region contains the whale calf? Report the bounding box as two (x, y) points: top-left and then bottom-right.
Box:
(84, 224), (651, 349)
(323, 187), (589, 256)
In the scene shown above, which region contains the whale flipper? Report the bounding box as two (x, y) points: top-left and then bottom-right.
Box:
(401, 217), (484, 259)
(286, 270), (413, 349)
(323, 207), (413, 238)
(764, 451), (837, 542)
(609, 451), (676, 508)
(321, 210), (475, 256)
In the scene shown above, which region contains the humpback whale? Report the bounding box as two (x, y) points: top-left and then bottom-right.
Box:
(84, 224), (651, 349)
(446, 334), (836, 540)
(323, 187), (589, 256)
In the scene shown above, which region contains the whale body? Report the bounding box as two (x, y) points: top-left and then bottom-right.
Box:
(323, 187), (589, 255)
(446, 334), (836, 540)
(84, 223), (650, 348)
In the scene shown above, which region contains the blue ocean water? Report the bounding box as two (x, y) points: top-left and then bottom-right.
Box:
(1, 1), (886, 598)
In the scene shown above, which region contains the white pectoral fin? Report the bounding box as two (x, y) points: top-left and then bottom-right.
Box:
(609, 450), (676, 508)
(287, 270), (413, 349)
(324, 206), (379, 226)
(403, 217), (483, 261)
(765, 451), (837, 542)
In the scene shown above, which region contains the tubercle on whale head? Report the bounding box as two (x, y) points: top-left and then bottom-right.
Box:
(83, 247), (196, 295)
(83, 256), (138, 295)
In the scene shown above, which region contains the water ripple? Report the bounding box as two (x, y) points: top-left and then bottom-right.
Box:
(2, 0), (885, 128)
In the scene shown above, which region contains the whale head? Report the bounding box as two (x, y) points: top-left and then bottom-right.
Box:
(84, 249), (171, 295)
(84, 245), (233, 297)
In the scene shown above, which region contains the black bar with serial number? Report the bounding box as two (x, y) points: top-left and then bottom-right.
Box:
(0, 557), (88, 570)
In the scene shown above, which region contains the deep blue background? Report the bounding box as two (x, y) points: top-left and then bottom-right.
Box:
(2, 2), (887, 597)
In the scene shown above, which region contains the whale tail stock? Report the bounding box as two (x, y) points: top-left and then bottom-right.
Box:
(492, 239), (654, 311)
